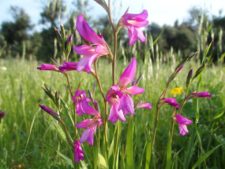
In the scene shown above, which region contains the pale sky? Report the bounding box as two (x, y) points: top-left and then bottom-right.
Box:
(0, 0), (225, 31)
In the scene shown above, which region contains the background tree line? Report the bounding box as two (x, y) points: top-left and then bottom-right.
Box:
(0, 0), (225, 63)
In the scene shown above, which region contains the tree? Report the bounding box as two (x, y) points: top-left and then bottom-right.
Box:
(40, 0), (66, 28)
(37, 0), (66, 61)
(0, 6), (32, 57)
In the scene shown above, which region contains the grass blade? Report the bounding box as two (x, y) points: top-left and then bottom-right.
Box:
(192, 144), (224, 169)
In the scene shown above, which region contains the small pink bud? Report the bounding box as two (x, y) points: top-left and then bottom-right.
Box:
(37, 64), (58, 71)
(191, 91), (211, 98)
(74, 140), (84, 163)
(162, 98), (180, 109)
(39, 104), (59, 118)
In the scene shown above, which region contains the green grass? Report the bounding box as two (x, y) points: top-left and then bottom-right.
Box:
(0, 58), (224, 169)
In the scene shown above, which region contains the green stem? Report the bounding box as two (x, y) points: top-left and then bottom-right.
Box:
(63, 73), (77, 137)
(92, 62), (109, 160)
(112, 30), (118, 84)
(165, 110), (176, 169)
(113, 122), (121, 169)
(145, 87), (168, 169)
(58, 119), (73, 147)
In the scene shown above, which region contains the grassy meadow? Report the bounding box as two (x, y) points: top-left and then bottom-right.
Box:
(0, 57), (224, 168)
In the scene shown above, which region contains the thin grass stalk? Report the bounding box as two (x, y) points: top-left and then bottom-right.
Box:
(165, 110), (176, 169)
(92, 61), (109, 161)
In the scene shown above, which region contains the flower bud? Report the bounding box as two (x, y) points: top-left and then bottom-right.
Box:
(39, 104), (59, 119)
(191, 92), (211, 98)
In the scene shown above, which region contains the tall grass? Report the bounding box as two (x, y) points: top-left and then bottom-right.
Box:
(0, 57), (224, 168)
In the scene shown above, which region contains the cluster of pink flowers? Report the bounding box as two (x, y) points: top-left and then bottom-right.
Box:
(38, 10), (148, 74)
(106, 57), (151, 123)
(161, 91), (212, 136)
(38, 9), (150, 163)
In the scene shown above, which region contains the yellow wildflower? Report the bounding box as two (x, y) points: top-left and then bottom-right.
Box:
(170, 87), (183, 96)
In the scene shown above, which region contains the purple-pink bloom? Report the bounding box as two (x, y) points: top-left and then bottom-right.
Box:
(107, 57), (145, 123)
(59, 62), (78, 72)
(106, 86), (126, 123)
(72, 90), (98, 116)
(39, 104), (59, 118)
(136, 102), (152, 110)
(120, 10), (148, 46)
(191, 91), (211, 98)
(0, 111), (5, 119)
(175, 114), (192, 136)
(162, 98), (180, 109)
(74, 15), (109, 73)
(76, 114), (102, 145)
(37, 64), (59, 71)
(74, 140), (84, 163)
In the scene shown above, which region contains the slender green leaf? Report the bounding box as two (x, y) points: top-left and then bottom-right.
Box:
(192, 144), (223, 169)
(126, 119), (134, 169)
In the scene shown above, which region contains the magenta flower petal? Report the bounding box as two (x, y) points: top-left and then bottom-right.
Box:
(119, 57), (137, 87)
(136, 102), (152, 110)
(72, 90), (98, 115)
(75, 15), (109, 72)
(76, 15), (106, 45)
(175, 114), (192, 125)
(108, 104), (126, 123)
(74, 140), (84, 163)
(128, 26), (138, 46)
(76, 113), (102, 145)
(191, 91), (211, 98)
(59, 62), (77, 72)
(121, 10), (148, 45)
(74, 45), (97, 56)
(162, 98), (180, 109)
(121, 10), (148, 27)
(126, 85), (144, 95)
(77, 55), (98, 73)
(37, 64), (58, 71)
(120, 94), (134, 115)
(178, 124), (189, 136)
(175, 114), (192, 136)
(39, 104), (59, 118)
(137, 28), (146, 42)
(106, 85), (123, 105)
(76, 119), (93, 128)
(127, 27), (146, 46)
(81, 101), (99, 116)
(80, 127), (96, 145)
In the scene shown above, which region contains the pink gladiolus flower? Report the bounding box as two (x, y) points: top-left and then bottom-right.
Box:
(74, 15), (109, 73)
(39, 104), (59, 118)
(191, 91), (211, 98)
(72, 90), (99, 116)
(59, 62), (78, 72)
(76, 114), (102, 145)
(37, 64), (59, 71)
(162, 98), (180, 109)
(74, 140), (84, 163)
(107, 57), (145, 123)
(175, 114), (192, 136)
(106, 86), (126, 123)
(120, 10), (148, 46)
(136, 102), (152, 110)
